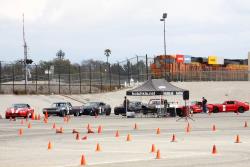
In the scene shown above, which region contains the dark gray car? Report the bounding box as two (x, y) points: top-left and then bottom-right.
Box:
(43, 102), (82, 117)
(81, 102), (111, 116)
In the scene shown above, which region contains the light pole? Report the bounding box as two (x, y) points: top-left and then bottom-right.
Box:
(104, 49), (111, 90)
(160, 13), (168, 80)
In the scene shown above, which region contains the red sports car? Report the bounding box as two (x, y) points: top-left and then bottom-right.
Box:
(5, 103), (34, 119)
(208, 100), (249, 113)
(178, 101), (212, 115)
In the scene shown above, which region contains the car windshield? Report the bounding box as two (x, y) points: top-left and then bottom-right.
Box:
(51, 103), (66, 108)
(149, 100), (162, 105)
(12, 104), (28, 108)
(129, 102), (138, 107)
(85, 102), (99, 106)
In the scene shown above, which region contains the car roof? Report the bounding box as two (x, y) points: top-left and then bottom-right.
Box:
(53, 102), (69, 104)
(13, 103), (29, 105)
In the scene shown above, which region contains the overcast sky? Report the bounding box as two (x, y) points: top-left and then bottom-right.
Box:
(0, 0), (250, 64)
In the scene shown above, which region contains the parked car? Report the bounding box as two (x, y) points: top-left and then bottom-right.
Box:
(5, 103), (34, 119)
(208, 100), (249, 113)
(141, 99), (166, 115)
(81, 102), (111, 116)
(114, 101), (144, 116)
(43, 102), (82, 117)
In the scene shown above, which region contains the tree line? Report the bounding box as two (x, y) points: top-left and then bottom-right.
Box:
(0, 49), (148, 81)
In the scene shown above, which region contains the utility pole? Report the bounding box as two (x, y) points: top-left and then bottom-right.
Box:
(23, 14), (28, 92)
(160, 13), (168, 80)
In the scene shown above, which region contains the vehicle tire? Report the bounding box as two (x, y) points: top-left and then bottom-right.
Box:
(74, 112), (80, 117)
(106, 109), (111, 116)
(238, 107), (245, 113)
(114, 110), (119, 115)
(61, 110), (66, 117)
(5, 116), (9, 119)
(213, 107), (219, 113)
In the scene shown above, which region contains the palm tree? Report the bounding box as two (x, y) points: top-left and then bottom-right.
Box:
(56, 50), (65, 60)
(104, 49), (111, 64)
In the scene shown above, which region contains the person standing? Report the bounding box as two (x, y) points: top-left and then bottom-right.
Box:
(123, 96), (130, 112)
(202, 97), (207, 113)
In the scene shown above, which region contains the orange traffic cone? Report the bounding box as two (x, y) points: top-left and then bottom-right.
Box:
(82, 136), (88, 140)
(60, 127), (63, 133)
(37, 114), (41, 120)
(156, 149), (161, 159)
(19, 128), (23, 136)
(186, 123), (191, 133)
(45, 112), (48, 119)
(95, 143), (101, 152)
(52, 123), (56, 129)
(126, 134), (131, 141)
(115, 130), (119, 137)
(56, 129), (62, 133)
(80, 154), (86, 166)
(212, 144), (217, 154)
(156, 128), (160, 135)
(171, 134), (176, 142)
(31, 113), (35, 120)
(28, 122), (31, 128)
(87, 123), (90, 130)
(150, 144), (156, 153)
(235, 135), (241, 143)
(48, 141), (52, 150)
(97, 125), (102, 134)
(87, 128), (94, 134)
(72, 129), (79, 133)
(244, 121), (248, 128)
(21, 120), (24, 125)
(134, 123), (138, 130)
(212, 124), (216, 131)
(76, 133), (80, 140)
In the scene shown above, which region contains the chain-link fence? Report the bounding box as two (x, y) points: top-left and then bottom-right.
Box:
(0, 56), (249, 94)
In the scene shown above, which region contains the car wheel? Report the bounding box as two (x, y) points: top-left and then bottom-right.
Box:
(114, 110), (119, 115)
(213, 107), (219, 113)
(238, 107), (245, 113)
(106, 109), (111, 116)
(61, 111), (66, 117)
(5, 116), (10, 119)
(74, 112), (80, 117)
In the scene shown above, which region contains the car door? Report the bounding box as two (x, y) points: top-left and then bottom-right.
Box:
(192, 102), (202, 113)
(225, 101), (235, 112)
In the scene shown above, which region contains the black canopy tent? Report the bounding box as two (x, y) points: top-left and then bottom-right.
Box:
(126, 79), (189, 118)
(126, 79), (188, 96)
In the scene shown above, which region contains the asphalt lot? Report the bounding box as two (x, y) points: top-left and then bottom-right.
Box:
(0, 112), (250, 167)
